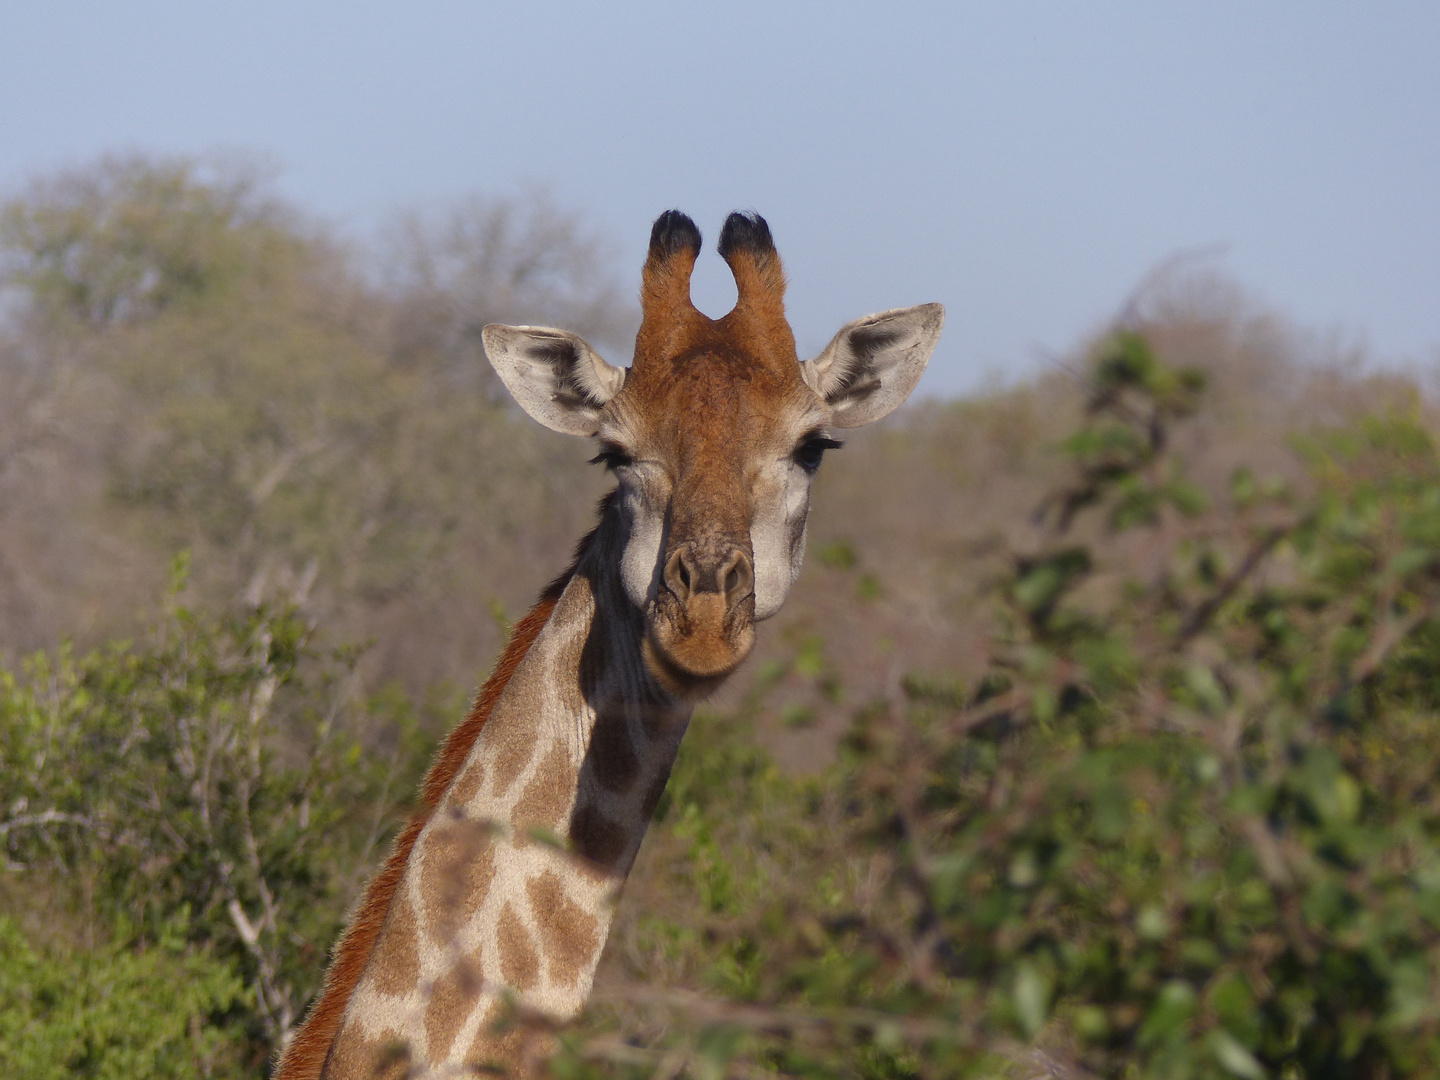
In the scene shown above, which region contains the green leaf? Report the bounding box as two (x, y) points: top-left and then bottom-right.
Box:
(695, 1024), (746, 1080)
(1138, 981), (1196, 1047)
(1136, 905), (1169, 941)
(1072, 1005), (1109, 1042)
(1385, 958), (1435, 1030)
(1183, 664), (1227, 715)
(1012, 960), (1052, 1038)
(1209, 1028), (1268, 1079)
(1302, 750), (1361, 825)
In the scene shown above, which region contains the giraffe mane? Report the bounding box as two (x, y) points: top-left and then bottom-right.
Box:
(275, 498), (615, 1080)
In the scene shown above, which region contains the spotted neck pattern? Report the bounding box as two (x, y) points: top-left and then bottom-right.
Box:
(321, 504), (690, 1078)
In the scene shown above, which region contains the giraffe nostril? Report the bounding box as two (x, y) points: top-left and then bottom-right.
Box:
(664, 547), (695, 602)
(665, 545), (751, 607)
(721, 551), (753, 604)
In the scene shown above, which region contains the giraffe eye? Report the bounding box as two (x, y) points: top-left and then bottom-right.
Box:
(794, 435), (843, 473)
(588, 444), (634, 471)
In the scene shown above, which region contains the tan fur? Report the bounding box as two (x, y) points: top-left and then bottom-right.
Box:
(273, 575), (569, 1080)
(274, 213), (928, 1080)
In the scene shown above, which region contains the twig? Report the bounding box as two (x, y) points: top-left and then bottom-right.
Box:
(1176, 525), (1289, 644)
(0, 809), (95, 836)
(940, 687), (1031, 739)
(1348, 597), (1437, 685)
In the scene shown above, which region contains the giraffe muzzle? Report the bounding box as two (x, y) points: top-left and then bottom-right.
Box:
(646, 541), (757, 686)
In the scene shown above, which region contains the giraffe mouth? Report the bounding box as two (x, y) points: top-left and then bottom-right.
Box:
(644, 590), (756, 693)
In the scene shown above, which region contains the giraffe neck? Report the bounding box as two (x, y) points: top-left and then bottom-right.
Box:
(322, 505), (691, 1077)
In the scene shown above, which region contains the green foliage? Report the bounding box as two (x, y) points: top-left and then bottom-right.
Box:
(0, 153), (295, 329)
(0, 578), (425, 1074)
(7, 153), (1440, 1078)
(0, 153), (627, 700)
(574, 333), (1440, 1078)
(0, 915), (244, 1079)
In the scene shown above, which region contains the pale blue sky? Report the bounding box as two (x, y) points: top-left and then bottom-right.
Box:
(2, 2), (1436, 394)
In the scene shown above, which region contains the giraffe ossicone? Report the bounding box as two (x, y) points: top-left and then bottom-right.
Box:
(276, 211), (943, 1079)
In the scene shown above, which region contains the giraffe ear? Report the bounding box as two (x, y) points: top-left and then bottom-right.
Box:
(482, 324), (626, 437)
(801, 304), (944, 428)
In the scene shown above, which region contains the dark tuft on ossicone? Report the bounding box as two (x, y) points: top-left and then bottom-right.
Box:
(717, 212), (774, 260)
(649, 211), (701, 258)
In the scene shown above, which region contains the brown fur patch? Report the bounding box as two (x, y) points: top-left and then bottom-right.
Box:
(467, 1010), (543, 1077)
(511, 742), (573, 833)
(369, 892), (420, 998)
(496, 902), (541, 991)
(275, 572), (569, 1080)
(526, 871), (601, 988)
(423, 959), (482, 1064)
(319, 1020), (409, 1080)
(486, 718), (539, 801)
(448, 759), (487, 809)
(420, 815), (497, 945)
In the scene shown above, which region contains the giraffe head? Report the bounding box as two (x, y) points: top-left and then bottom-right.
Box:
(483, 211), (942, 695)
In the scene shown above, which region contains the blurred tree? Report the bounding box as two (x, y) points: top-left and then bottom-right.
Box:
(383, 187), (637, 397)
(0, 152), (294, 330)
(5, 150), (1440, 1078)
(572, 331), (1440, 1079)
(0, 156), (622, 691)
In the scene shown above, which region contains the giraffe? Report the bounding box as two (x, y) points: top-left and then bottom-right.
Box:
(274, 210), (943, 1079)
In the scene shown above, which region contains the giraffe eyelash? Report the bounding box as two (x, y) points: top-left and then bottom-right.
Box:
(589, 444), (634, 470)
(794, 435), (843, 473)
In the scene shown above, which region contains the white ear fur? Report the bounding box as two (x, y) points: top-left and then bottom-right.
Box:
(800, 303), (944, 428)
(482, 324), (626, 437)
